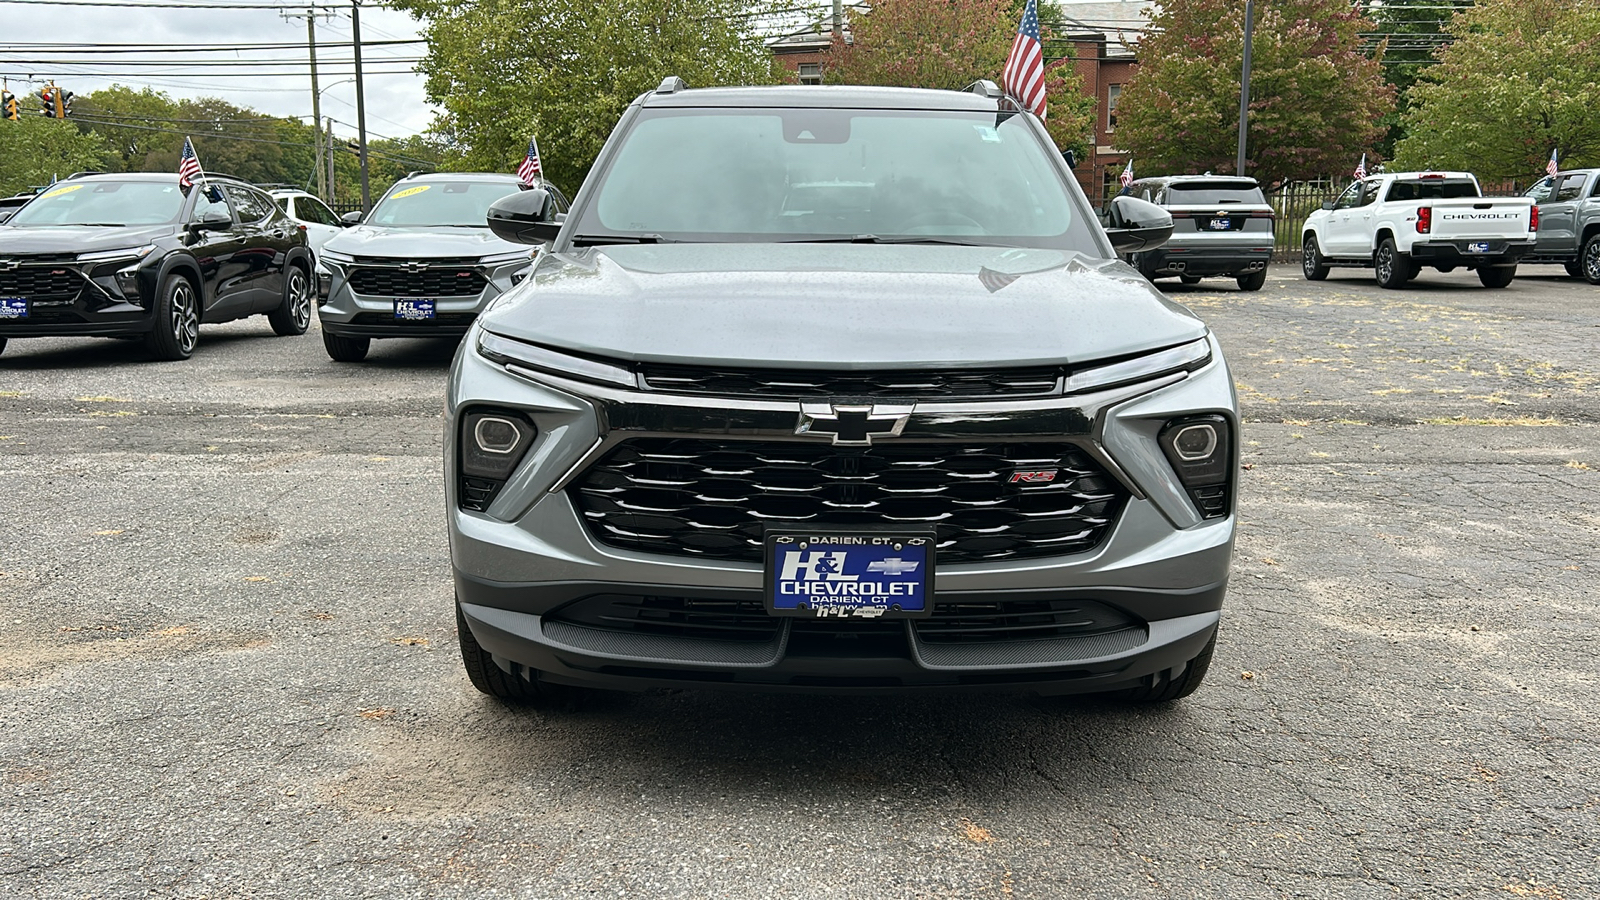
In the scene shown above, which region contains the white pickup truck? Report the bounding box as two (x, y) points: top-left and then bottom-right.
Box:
(1301, 172), (1537, 288)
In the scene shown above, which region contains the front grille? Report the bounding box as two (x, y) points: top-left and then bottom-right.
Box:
(641, 364), (1060, 399)
(572, 439), (1127, 564)
(546, 594), (1142, 649)
(347, 266), (487, 297)
(0, 266), (83, 302)
(914, 598), (1136, 644)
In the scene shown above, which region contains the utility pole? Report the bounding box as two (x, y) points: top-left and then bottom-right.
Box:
(351, 0), (371, 212)
(326, 116), (337, 205)
(283, 6), (334, 201)
(1235, 0), (1255, 177)
(832, 0), (842, 36)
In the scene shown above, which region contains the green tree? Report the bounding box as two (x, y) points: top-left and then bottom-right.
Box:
(69, 85), (184, 171)
(1393, 0), (1600, 178)
(0, 116), (114, 196)
(1117, 0), (1393, 185)
(390, 0), (780, 195)
(821, 0), (1096, 157)
(1368, 0), (1473, 156)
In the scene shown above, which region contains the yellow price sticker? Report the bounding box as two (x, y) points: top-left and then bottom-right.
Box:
(39, 184), (87, 199)
(388, 185), (432, 200)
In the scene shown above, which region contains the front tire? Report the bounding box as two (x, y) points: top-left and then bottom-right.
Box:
(0, 337), (6, 356)
(1302, 235), (1330, 280)
(1236, 269), (1267, 291)
(1582, 234), (1600, 285)
(456, 601), (581, 707)
(1122, 632), (1216, 703)
(142, 273), (200, 361)
(1478, 265), (1516, 288)
(1564, 259), (1584, 279)
(1374, 238), (1415, 289)
(268, 263), (313, 336)
(322, 331), (370, 362)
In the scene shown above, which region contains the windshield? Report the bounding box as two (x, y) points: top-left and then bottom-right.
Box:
(575, 107), (1095, 249)
(1166, 183), (1266, 205)
(6, 180), (184, 227)
(366, 181), (520, 228)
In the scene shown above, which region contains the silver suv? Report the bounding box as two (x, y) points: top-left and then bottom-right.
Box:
(315, 172), (568, 362)
(447, 80), (1237, 705)
(1122, 175), (1274, 290)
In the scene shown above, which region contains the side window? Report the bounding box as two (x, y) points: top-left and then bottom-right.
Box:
(1590, 174), (1600, 199)
(224, 185), (272, 223)
(1552, 174), (1585, 202)
(189, 185), (232, 223)
(1524, 176), (1553, 203)
(1333, 182), (1362, 210)
(1358, 179), (1381, 207)
(301, 198), (338, 225)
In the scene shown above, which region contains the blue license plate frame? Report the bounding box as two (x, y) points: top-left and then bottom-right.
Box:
(1466, 242), (1492, 254)
(394, 298), (437, 320)
(0, 297), (27, 319)
(764, 529), (935, 619)
(1207, 218), (1232, 231)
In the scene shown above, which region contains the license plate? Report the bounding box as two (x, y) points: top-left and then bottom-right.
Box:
(0, 297), (27, 319)
(1207, 218), (1232, 231)
(394, 298), (436, 320)
(765, 530), (934, 619)
(1466, 242), (1491, 254)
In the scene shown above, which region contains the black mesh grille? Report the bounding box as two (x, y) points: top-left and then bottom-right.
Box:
(915, 598), (1136, 644)
(641, 364), (1060, 399)
(0, 266), (83, 302)
(571, 439), (1127, 564)
(350, 311), (478, 327)
(347, 266), (487, 297)
(551, 595), (779, 643)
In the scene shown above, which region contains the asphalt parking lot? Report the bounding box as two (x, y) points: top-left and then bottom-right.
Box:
(2, 265), (1596, 899)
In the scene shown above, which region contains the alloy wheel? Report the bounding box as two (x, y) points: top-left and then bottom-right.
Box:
(287, 268), (312, 330)
(1375, 245), (1393, 283)
(171, 281), (199, 354)
(1586, 240), (1600, 284)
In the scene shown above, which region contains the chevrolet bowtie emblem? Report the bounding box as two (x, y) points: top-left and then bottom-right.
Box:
(399, 262), (429, 273)
(796, 403), (912, 446)
(0, 260), (19, 272)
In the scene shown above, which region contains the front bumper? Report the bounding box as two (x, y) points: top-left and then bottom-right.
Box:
(1410, 239), (1535, 267)
(446, 332), (1239, 694)
(0, 261), (154, 337)
(317, 258), (528, 339)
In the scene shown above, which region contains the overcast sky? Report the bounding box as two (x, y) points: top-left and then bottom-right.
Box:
(1, 0), (1137, 143)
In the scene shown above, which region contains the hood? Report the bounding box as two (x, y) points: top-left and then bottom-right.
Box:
(323, 224), (524, 260)
(478, 244), (1207, 369)
(0, 224), (177, 255)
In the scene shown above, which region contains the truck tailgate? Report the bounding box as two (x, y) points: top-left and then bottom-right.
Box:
(1429, 198), (1534, 240)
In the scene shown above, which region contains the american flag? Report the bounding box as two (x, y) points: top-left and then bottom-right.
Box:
(1119, 158), (1134, 187)
(1002, 0), (1047, 119)
(517, 136), (543, 186)
(1546, 148), (1559, 177)
(978, 266), (1020, 293)
(178, 137), (203, 189)
(1354, 153), (1368, 180)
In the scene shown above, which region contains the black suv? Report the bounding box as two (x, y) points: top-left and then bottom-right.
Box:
(0, 173), (315, 360)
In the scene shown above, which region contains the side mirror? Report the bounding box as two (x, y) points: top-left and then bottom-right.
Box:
(1104, 195), (1173, 253)
(487, 188), (560, 244)
(1321, 201), (1336, 211)
(340, 210), (363, 225)
(189, 209), (233, 232)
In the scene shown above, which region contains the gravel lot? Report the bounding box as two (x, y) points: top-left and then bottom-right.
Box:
(2, 265), (1596, 899)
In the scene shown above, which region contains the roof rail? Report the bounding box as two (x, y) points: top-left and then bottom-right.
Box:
(966, 80), (1002, 99)
(64, 170), (107, 180)
(656, 75), (687, 95)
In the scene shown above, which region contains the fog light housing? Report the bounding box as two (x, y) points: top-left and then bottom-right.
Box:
(1159, 414), (1232, 519)
(459, 409), (536, 511)
(115, 265), (142, 302)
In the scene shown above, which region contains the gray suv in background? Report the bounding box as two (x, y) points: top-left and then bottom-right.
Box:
(315, 172), (568, 362)
(446, 79), (1238, 707)
(1121, 175), (1274, 291)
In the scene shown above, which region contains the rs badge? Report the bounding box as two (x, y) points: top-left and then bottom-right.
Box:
(1008, 469), (1059, 484)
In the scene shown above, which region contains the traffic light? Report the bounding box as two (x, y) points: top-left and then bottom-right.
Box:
(56, 89), (71, 118)
(39, 87), (56, 118)
(2, 90), (19, 122)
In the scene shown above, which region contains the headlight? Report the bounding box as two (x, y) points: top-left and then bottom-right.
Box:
(458, 408), (537, 512)
(478, 250), (535, 266)
(477, 330), (637, 389)
(77, 244), (157, 263)
(1065, 337), (1211, 394)
(319, 249), (354, 268)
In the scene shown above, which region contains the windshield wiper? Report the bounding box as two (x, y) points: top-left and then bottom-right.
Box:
(778, 234), (999, 247)
(570, 233), (677, 245)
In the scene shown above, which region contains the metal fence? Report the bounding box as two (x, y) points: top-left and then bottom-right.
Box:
(1266, 176), (1535, 256)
